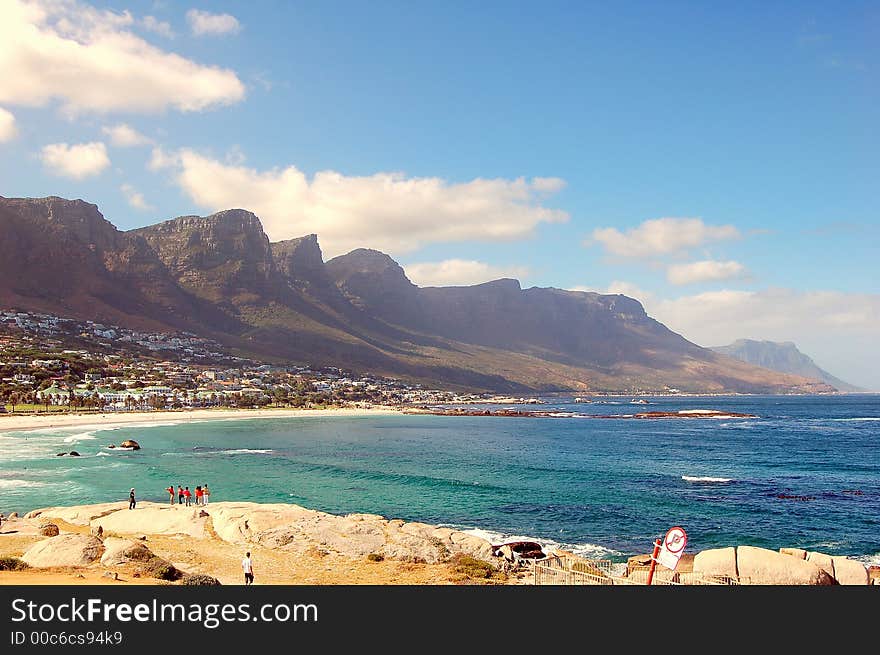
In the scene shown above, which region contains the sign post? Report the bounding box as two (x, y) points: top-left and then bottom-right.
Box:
(647, 526), (688, 585)
(645, 538), (662, 586)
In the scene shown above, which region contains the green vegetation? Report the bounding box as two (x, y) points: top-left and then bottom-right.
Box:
(449, 554), (506, 583)
(0, 557), (30, 571)
(180, 574), (221, 586)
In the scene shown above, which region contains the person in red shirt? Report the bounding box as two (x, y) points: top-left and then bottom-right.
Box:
(195, 486), (203, 506)
(166, 485), (175, 506)
(183, 486), (192, 506)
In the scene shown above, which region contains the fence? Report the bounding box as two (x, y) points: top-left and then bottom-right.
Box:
(532, 554), (745, 586)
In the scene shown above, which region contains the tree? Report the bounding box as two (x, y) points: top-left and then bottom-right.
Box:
(9, 392), (19, 413)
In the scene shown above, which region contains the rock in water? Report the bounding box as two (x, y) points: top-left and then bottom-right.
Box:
(119, 440), (140, 450)
(68, 451), (80, 457)
(22, 534), (105, 567)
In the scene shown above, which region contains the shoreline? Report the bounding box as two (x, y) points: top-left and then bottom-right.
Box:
(0, 405), (403, 434)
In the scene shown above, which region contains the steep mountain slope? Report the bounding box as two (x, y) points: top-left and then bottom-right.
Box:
(712, 339), (862, 392)
(0, 195), (833, 393)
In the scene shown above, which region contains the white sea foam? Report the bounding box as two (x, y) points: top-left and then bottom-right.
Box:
(831, 417), (880, 422)
(455, 526), (622, 559)
(682, 475), (733, 483)
(854, 552), (880, 566)
(63, 431), (98, 443)
(0, 479), (48, 489)
(223, 449), (274, 455)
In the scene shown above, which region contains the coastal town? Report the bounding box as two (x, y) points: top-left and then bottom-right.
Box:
(0, 309), (482, 413)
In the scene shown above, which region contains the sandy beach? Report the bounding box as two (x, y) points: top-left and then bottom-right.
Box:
(0, 405), (403, 434)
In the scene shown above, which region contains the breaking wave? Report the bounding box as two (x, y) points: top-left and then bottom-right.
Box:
(682, 475), (734, 483)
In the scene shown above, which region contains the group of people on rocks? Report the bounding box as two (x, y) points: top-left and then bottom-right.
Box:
(165, 484), (211, 507)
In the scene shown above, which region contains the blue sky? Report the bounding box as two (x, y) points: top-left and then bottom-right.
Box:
(0, 1), (877, 388)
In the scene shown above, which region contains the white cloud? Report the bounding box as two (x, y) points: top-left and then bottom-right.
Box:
(40, 141), (110, 179)
(666, 259), (747, 285)
(102, 123), (152, 147)
(186, 9), (241, 36)
(120, 183), (153, 210)
(141, 15), (174, 38)
(0, 0), (245, 115)
(404, 260), (530, 287)
(0, 107), (17, 142)
(149, 147), (569, 257)
(588, 217), (740, 258)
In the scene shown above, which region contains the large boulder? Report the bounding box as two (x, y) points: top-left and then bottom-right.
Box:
(38, 522), (60, 537)
(119, 440), (140, 450)
(805, 551), (835, 579)
(22, 534), (105, 568)
(737, 546), (834, 585)
(831, 557), (869, 585)
(100, 538), (154, 566)
(779, 547), (807, 560)
(693, 547), (738, 579)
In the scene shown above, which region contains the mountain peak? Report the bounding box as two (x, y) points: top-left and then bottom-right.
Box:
(271, 234), (327, 288)
(712, 339), (862, 392)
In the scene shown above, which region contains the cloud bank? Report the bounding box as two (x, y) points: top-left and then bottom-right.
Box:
(40, 141), (110, 179)
(150, 147), (569, 257)
(666, 259), (747, 285)
(589, 217), (740, 258)
(0, 108), (16, 142)
(186, 10), (241, 36)
(0, 0), (245, 115)
(404, 260), (530, 287)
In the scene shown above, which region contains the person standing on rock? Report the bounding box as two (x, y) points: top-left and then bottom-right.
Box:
(166, 485), (175, 506)
(129, 488), (136, 510)
(183, 486), (191, 506)
(177, 485), (184, 505)
(242, 552), (254, 585)
(203, 484), (210, 505)
(195, 486), (203, 506)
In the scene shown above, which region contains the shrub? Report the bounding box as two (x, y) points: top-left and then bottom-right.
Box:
(0, 557), (29, 571)
(450, 554), (502, 581)
(140, 556), (182, 581)
(366, 553), (385, 562)
(180, 574), (221, 586)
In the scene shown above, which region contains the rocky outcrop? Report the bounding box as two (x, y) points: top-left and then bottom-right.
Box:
(207, 502), (494, 564)
(693, 547), (738, 579)
(831, 556), (870, 586)
(100, 538), (154, 566)
(38, 522), (60, 537)
(119, 440), (140, 450)
(22, 534), (104, 568)
(736, 546), (834, 585)
(778, 548), (870, 585)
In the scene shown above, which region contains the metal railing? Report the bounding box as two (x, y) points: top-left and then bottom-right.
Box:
(532, 554), (746, 586)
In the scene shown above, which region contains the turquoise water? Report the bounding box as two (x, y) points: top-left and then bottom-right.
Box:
(1, 395), (878, 562)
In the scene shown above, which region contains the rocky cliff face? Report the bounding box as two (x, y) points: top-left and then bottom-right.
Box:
(0, 195), (835, 393)
(712, 339), (862, 392)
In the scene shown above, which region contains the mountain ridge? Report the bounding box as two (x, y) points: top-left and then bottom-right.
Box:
(711, 339), (862, 392)
(0, 195), (834, 394)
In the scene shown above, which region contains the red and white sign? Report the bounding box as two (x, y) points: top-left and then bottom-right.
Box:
(656, 526), (687, 570)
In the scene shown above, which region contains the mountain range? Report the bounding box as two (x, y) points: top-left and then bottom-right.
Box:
(0, 195), (835, 393)
(711, 339), (862, 393)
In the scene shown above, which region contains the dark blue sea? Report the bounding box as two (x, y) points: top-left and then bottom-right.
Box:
(1, 395), (878, 563)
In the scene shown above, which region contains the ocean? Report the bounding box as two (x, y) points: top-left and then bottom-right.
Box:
(1, 395), (878, 564)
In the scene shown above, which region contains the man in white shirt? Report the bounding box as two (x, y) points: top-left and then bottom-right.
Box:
(242, 552), (254, 585)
